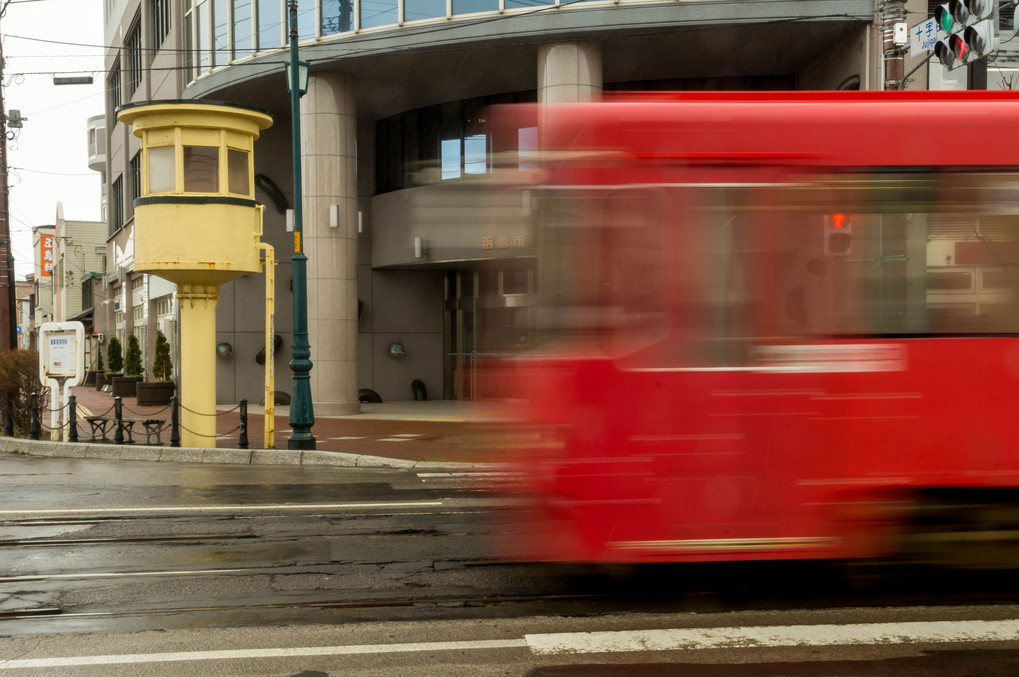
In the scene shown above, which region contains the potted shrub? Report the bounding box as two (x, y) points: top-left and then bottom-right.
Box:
(102, 336), (123, 391)
(136, 330), (175, 406)
(93, 347), (106, 390)
(111, 334), (144, 397)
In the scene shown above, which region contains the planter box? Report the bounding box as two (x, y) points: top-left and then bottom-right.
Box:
(111, 375), (143, 397)
(94, 372), (107, 390)
(136, 381), (175, 406)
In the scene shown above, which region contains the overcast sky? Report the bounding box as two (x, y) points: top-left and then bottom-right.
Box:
(3, 0), (104, 280)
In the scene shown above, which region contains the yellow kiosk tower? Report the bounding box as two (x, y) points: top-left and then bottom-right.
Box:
(118, 101), (274, 448)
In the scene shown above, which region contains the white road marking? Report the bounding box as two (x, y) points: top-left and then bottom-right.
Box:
(330, 436), (365, 440)
(0, 501), (444, 517)
(6, 618), (1019, 669)
(377, 438), (412, 442)
(392, 433), (422, 437)
(0, 640), (529, 669)
(525, 619), (1019, 654)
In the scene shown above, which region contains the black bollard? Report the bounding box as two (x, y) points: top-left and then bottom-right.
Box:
(238, 399), (248, 449)
(114, 396), (124, 445)
(29, 393), (39, 440)
(68, 394), (78, 443)
(3, 392), (11, 436)
(170, 396), (180, 447)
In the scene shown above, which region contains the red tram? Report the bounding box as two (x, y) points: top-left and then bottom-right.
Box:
(489, 91), (1019, 567)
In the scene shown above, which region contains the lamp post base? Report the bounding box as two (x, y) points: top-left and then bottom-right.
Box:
(287, 433), (317, 450)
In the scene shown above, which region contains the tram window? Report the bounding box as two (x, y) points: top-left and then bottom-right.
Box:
(767, 172), (1019, 337)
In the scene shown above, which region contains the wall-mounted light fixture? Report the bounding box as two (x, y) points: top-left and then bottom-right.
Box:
(216, 342), (234, 359)
(329, 204), (339, 228)
(388, 342), (405, 358)
(414, 237), (425, 259)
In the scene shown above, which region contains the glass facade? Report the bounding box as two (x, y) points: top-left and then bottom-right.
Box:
(258, 0), (283, 49)
(187, 0), (616, 81)
(376, 92), (535, 194)
(233, 0), (253, 57)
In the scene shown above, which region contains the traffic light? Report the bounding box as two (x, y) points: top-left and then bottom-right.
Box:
(933, 0), (995, 70)
(824, 213), (852, 256)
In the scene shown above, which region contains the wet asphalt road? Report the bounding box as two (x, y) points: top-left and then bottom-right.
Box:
(5, 453), (1019, 675)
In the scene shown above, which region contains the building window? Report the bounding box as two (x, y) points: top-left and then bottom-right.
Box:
(233, 0), (253, 57)
(82, 281), (94, 313)
(361, 0), (397, 29)
(227, 148), (250, 195)
(198, 0), (211, 74)
(148, 146), (175, 193)
(131, 276), (145, 291)
(96, 247), (107, 275)
(126, 18), (143, 96)
(111, 175), (124, 233)
(183, 146), (219, 192)
(185, 2), (195, 80)
(322, 0), (353, 34)
(298, 0), (315, 39)
(133, 304), (144, 322)
(257, 0), (282, 50)
(129, 152), (141, 218)
(156, 297), (172, 316)
(153, 0), (172, 48)
(214, 0), (229, 67)
(88, 126), (106, 157)
(376, 93), (534, 193)
(107, 58), (121, 116)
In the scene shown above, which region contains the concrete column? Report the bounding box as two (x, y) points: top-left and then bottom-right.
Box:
(178, 284), (220, 447)
(301, 73), (359, 416)
(537, 42), (603, 103)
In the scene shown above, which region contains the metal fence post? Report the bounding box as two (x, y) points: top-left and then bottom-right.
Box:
(29, 393), (39, 440)
(238, 399), (248, 449)
(114, 396), (124, 445)
(170, 396), (180, 447)
(68, 394), (78, 443)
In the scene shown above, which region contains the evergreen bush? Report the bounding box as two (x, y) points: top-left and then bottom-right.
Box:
(152, 330), (173, 381)
(106, 336), (124, 374)
(125, 334), (143, 377)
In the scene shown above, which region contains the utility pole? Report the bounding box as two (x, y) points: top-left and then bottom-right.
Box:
(0, 2), (17, 350)
(881, 0), (908, 90)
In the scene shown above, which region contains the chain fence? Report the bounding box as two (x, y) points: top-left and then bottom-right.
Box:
(4, 394), (252, 449)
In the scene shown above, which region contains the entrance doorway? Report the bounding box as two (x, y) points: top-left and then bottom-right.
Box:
(444, 266), (536, 400)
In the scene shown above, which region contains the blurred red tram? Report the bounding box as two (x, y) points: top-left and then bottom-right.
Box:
(487, 91), (1019, 567)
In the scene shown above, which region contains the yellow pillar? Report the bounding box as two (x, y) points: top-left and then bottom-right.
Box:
(179, 284), (220, 448)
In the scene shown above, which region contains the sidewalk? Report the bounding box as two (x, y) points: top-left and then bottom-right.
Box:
(14, 385), (518, 469)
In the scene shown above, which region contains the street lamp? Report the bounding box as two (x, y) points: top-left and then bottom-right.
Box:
(287, 0), (315, 450)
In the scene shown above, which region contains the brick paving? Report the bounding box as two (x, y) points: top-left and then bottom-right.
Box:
(66, 385), (514, 464)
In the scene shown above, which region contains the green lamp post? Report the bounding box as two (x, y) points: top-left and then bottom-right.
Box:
(287, 0), (315, 450)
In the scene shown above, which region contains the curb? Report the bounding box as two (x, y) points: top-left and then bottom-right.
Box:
(0, 437), (500, 471)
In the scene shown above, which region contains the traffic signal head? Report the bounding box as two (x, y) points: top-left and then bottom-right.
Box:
(934, 0), (995, 70)
(824, 213), (852, 256)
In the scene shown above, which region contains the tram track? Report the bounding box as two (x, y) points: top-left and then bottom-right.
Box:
(0, 592), (601, 622)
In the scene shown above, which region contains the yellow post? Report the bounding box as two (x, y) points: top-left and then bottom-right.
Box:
(260, 243), (276, 449)
(179, 284), (220, 447)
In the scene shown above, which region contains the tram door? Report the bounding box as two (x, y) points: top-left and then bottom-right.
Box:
(444, 270), (477, 400)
